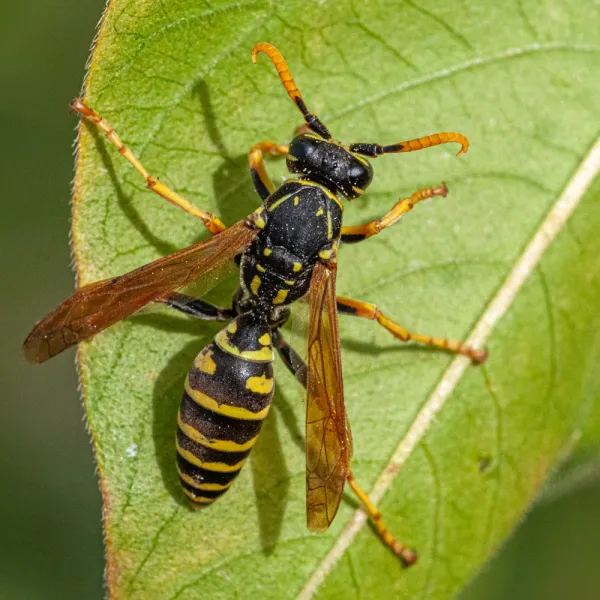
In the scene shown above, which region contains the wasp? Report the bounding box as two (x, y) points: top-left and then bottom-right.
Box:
(24, 43), (487, 565)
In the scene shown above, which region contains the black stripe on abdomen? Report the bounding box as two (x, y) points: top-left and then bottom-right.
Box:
(177, 336), (274, 506)
(179, 392), (263, 448)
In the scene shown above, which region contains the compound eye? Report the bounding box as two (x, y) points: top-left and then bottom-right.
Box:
(345, 157), (374, 198)
(351, 161), (373, 186)
(349, 163), (366, 182)
(289, 136), (318, 160)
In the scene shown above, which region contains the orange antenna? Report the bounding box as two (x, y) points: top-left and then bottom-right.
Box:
(350, 132), (469, 158)
(252, 43), (331, 139)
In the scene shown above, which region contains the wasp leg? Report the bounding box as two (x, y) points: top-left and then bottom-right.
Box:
(272, 329), (417, 564)
(345, 471), (417, 565)
(341, 183), (448, 244)
(272, 329), (307, 387)
(337, 296), (487, 363)
(248, 141), (289, 200)
(161, 293), (235, 321)
(71, 98), (226, 235)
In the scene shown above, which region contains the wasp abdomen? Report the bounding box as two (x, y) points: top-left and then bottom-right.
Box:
(176, 313), (274, 506)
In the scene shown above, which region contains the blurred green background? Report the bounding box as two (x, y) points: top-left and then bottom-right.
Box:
(1, 1), (599, 599)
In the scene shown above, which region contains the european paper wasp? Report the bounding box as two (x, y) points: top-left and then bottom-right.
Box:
(23, 43), (487, 564)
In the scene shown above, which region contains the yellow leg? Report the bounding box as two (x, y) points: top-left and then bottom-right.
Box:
(337, 296), (488, 363)
(347, 470), (417, 565)
(341, 183), (448, 243)
(71, 98), (226, 235)
(248, 140), (289, 200)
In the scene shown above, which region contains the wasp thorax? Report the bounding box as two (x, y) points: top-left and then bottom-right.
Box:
(287, 134), (373, 199)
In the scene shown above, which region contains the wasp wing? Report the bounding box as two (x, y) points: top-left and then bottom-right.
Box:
(305, 259), (352, 532)
(24, 220), (258, 364)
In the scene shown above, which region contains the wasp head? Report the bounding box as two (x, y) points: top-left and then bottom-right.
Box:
(287, 134), (374, 199)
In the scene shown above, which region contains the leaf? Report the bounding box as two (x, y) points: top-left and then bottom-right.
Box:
(71, 1), (600, 598)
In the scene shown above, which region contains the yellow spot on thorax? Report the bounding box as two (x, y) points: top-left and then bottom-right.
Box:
(258, 332), (271, 346)
(256, 264), (266, 273)
(250, 275), (261, 295)
(227, 321), (238, 334)
(245, 374), (274, 394)
(293, 262), (302, 272)
(294, 196), (300, 206)
(263, 247), (272, 256)
(273, 288), (289, 304)
(316, 208), (324, 216)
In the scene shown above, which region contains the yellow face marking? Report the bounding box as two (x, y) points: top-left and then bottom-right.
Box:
(258, 332), (271, 346)
(284, 279), (295, 286)
(194, 350), (216, 375)
(351, 186), (364, 195)
(176, 442), (246, 472)
(273, 289), (289, 305)
(177, 467), (235, 491)
(250, 275), (261, 295)
(178, 413), (259, 452)
(256, 264), (266, 273)
(245, 374), (274, 395)
(215, 329), (274, 362)
(185, 378), (270, 420)
(326, 211), (333, 240)
(316, 208), (324, 216)
(293, 262), (302, 272)
(182, 488), (216, 505)
(294, 196), (300, 206)
(227, 321), (238, 334)
(263, 247), (272, 256)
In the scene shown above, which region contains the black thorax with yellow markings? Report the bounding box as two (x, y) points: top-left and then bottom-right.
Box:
(236, 178), (343, 315)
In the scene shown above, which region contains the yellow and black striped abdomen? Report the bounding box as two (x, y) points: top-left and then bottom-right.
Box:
(176, 313), (274, 506)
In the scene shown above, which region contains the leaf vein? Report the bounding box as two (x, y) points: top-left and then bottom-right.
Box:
(326, 42), (600, 122)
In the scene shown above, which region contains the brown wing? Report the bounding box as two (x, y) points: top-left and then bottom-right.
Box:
(305, 259), (352, 532)
(23, 220), (258, 364)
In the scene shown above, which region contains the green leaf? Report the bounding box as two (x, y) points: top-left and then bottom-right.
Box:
(72, 1), (600, 598)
